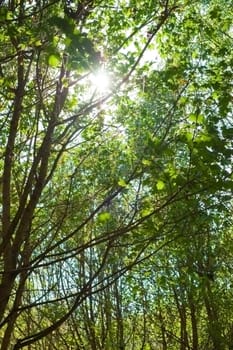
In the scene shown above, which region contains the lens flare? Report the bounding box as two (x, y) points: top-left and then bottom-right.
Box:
(90, 69), (110, 93)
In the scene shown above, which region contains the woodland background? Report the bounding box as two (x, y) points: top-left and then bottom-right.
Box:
(0, 0), (232, 349)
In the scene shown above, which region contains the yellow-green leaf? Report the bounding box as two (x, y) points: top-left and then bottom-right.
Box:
(34, 40), (42, 47)
(118, 178), (127, 187)
(6, 11), (13, 20)
(48, 54), (60, 67)
(156, 180), (165, 191)
(142, 159), (151, 166)
(188, 114), (204, 124)
(98, 212), (111, 222)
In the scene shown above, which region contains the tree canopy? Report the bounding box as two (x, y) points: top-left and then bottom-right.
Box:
(0, 0), (232, 349)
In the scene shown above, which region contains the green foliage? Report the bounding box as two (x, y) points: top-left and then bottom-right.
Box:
(0, 0), (232, 349)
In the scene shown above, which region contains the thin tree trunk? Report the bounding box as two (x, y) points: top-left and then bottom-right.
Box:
(188, 292), (198, 350)
(173, 287), (189, 350)
(203, 279), (224, 350)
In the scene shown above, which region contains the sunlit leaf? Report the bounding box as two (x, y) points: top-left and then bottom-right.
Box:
(156, 180), (165, 191)
(48, 54), (60, 67)
(118, 178), (127, 187)
(98, 212), (111, 222)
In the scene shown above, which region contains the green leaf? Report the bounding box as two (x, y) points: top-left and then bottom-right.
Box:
(6, 11), (13, 20)
(141, 208), (152, 217)
(34, 40), (42, 47)
(142, 159), (152, 166)
(156, 180), (165, 191)
(185, 131), (194, 142)
(195, 133), (212, 143)
(188, 114), (204, 124)
(98, 212), (111, 222)
(48, 54), (60, 67)
(118, 178), (127, 187)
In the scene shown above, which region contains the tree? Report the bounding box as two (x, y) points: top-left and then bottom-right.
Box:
(0, 0), (232, 349)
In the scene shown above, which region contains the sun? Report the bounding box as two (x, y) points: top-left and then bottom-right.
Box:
(90, 69), (110, 93)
